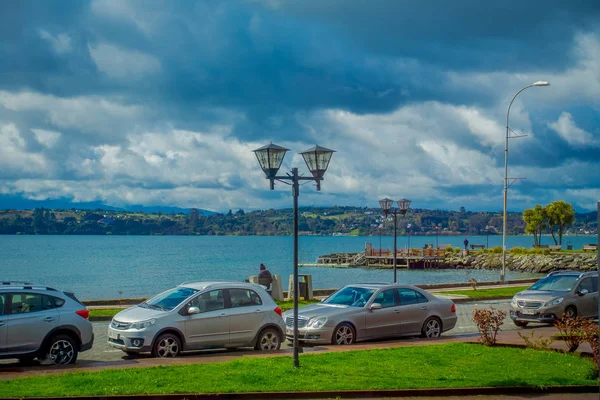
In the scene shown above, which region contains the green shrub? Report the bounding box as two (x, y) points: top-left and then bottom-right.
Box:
(489, 246), (503, 254)
(517, 330), (553, 350)
(510, 247), (527, 254)
(445, 245), (453, 253)
(454, 247), (462, 253)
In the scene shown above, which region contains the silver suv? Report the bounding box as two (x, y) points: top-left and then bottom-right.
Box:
(107, 281), (286, 357)
(0, 281), (94, 364)
(510, 271), (599, 327)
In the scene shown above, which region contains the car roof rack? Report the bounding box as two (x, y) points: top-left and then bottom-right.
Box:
(546, 270), (597, 278)
(0, 281), (58, 291)
(546, 270), (579, 277)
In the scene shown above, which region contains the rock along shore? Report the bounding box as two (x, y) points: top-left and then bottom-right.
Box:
(444, 252), (598, 274)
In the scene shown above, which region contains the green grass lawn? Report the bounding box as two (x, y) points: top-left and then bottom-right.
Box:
(437, 286), (530, 300)
(89, 299), (321, 318)
(0, 343), (596, 397)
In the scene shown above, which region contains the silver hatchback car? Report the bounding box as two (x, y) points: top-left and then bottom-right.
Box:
(282, 283), (457, 345)
(0, 281), (94, 365)
(509, 271), (599, 327)
(107, 281), (286, 357)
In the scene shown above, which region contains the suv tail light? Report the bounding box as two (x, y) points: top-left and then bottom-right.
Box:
(451, 303), (456, 313)
(76, 309), (90, 319)
(274, 307), (282, 317)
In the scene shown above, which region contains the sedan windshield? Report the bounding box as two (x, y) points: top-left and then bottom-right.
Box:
(143, 287), (199, 311)
(529, 275), (579, 292)
(323, 286), (376, 307)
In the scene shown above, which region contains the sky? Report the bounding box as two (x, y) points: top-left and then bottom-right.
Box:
(0, 0), (599, 213)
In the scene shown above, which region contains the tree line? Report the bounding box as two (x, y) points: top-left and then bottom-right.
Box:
(0, 203), (594, 237)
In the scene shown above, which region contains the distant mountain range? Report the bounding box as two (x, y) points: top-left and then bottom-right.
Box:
(0, 195), (215, 215)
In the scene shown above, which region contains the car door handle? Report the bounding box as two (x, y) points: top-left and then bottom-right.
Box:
(393, 310), (400, 313)
(44, 317), (55, 322)
(219, 313), (226, 317)
(255, 309), (262, 313)
(420, 306), (427, 310)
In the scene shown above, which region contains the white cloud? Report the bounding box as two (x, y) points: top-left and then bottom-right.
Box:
(39, 30), (72, 54)
(88, 42), (161, 80)
(548, 112), (596, 145)
(0, 91), (142, 136)
(32, 129), (61, 148)
(91, 0), (154, 34)
(0, 124), (48, 174)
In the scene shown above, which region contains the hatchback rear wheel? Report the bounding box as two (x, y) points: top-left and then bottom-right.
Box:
(255, 328), (281, 351)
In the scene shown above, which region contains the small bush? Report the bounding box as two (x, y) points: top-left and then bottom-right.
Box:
(489, 246), (503, 254)
(473, 307), (507, 346)
(555, 314), (600, 369)
(454, 247), (462, 253)
(510, 247), (527, 254)
(517, 330), (553, 350)
(445, 245), (453, 253)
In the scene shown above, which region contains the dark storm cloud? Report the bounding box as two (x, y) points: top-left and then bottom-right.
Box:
(276, 0), (600, 72)
(0, 0), (598, 211)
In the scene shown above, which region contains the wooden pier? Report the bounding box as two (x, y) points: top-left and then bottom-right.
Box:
(308, 242), (446, 270)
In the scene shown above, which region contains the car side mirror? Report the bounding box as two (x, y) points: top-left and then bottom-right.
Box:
(188, 306), (200, 315)
(578, 289), (589, 296)
(369, 303), (382, 310)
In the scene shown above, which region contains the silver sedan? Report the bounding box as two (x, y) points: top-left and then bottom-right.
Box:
(282, 283), (457, 345)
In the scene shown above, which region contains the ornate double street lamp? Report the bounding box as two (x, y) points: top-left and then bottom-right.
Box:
(379, 198), (411, 283)
(253, 143), (335, 368)
(502, 81), (550, 282)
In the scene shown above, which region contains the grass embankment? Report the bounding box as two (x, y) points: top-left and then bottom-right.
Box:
(437, 286), (530, 300)
(0, 343), (596, 396)
(89, 299), (321, 319)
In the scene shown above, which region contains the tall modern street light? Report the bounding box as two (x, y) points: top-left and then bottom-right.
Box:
(379, 198), (411, 283)
(502, 81), (550, 282)
(253, 143), (335, 368)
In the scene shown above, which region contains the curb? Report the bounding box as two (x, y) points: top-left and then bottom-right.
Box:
(7, 385), (598, 400)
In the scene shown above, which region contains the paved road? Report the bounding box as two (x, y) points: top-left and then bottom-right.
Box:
(79, 300), (515, 363)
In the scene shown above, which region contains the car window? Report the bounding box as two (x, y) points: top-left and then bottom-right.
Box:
(397, 288), (419, 306)
(229, 289), (262, 308)
(51, 296), (66, 308)
(10, 293), (45, 314)
(578, 278), (596, 293)
(323, 286), (375, 308)
(529, 275), (578, 292)
(415, 290), (429, 304)
(0, 294), (5, 315)
(191, 289), (225, 312)
(373, 289), (397, 308)
(144, 287), (199, 311)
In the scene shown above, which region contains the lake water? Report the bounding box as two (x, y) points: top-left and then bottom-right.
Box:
(0, 235), (594, 300)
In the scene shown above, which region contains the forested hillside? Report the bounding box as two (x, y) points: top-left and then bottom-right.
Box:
(0, 207), (596, 236)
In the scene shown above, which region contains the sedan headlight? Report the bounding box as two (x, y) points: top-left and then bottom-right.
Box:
(307, 317), (327, 329)
(545, 297), (564, 307)
(510, 297), (518, 307)
(131, 319), (156, 330)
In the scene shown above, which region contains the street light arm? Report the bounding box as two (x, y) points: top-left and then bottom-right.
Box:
(506, 84), (534, 130)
